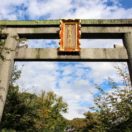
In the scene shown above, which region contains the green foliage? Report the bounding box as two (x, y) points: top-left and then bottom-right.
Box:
(10, 65), (22, 85)
(0, 83), (37, 131)
(0, 66), (68, 131)
(91, 64), (132, 132)
(1, 89), (68, 131)
(34, 91), (68, 131)
(0, 26), (5, 61)
(67, 118), (87, 132)
(83, 112), (102, 132)
(67, 64), (132, 132)
(1, 129), (16, 132)
(1, 63), (132, 132)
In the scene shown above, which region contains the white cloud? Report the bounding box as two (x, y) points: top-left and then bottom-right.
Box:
(15, 62), (127, 119)
(15, 62), (98, 119)
(0, 0), (28, 19)
(27, 0), (73, 19)
(0, 0), (132, 20)
(81, 62), (125, 84)
(16, 62), (58, 93)
(26, 0), (132, 19)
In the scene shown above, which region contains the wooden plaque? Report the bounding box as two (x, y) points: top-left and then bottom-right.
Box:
(59, 19), (81, 52)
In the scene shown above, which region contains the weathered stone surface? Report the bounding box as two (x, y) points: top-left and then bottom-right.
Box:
(123, 33), (132, 85)
(2, 27), (132, 39)
(2, 26), (132, 34)
(15, 48), (128, 60)
(0, 32), (18, 122)
(81, 19), (132, 25)
(0, 20), (60, 26)
(114, 44), (124, 48)
(0, 19), (131, 40)
(0, 19), (132, 26)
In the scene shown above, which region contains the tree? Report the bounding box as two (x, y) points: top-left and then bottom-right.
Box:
(0, 66), (38, 131)
(67, 118), (87, 132)
(91, 63), (132, 132)
(83, 112), (102, 132)
(35, 91), (68, 132)
(0, 65), (68, 131)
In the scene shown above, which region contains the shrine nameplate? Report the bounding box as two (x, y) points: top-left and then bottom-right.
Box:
(59, 19), (81, 52)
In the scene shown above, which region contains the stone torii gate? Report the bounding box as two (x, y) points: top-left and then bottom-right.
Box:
(0, 19), (132, 122)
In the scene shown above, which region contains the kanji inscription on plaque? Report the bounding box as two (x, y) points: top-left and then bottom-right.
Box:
(59, 19), (81, 52)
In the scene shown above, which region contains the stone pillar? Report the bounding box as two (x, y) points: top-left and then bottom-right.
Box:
(0, 32), (18, 122)
(123, 32), (132, 85)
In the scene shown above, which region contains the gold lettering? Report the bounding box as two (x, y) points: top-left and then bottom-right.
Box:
(67, 25), (72, 48)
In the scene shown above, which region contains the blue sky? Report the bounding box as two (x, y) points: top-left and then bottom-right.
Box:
(15, 61), (128, 119)
(0, 0), (131, 119)
(0, 0), (132, 20)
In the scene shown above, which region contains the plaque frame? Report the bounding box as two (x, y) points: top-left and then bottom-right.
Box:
(59, 19), (81, 52)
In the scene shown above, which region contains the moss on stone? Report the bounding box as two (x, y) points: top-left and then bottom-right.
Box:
(0, 20), (60, 26)
(81, 19), (132, 25)
(0, 19), (132, 26)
